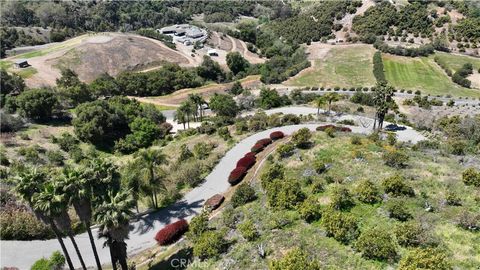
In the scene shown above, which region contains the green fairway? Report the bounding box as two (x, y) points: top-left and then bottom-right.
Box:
(383, 54), (480, 97)
(432, 52), (480, 72)
(287, 45), (377, 88)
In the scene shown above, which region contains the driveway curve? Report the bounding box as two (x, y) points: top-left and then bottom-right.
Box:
(1, 108), (426, 269)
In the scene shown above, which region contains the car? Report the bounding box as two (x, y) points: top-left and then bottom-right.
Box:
(384, 124), (406, 131)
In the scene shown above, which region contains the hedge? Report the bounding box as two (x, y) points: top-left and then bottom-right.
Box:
(155, 219), (189, 246)
(244, 152), (256, 158)
(316, 125), (352, 132)
(251, 143), (265, 153)
(257, 138), (273, 146)
(204, 194), (225, 211)
(237, 156), (256, 169)
(228, 166), (247, 185)
(270, 131), (285, 140)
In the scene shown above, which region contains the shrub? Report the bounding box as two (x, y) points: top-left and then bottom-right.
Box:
(270, 131), (285, 140)
(269, 248), (320, 270)
(322, 209), (359, 244)
(193, 230), (227, 260)
(386, 199), (412, 221)
(325, 127), (335, 138)
(154, 219), (189, 246)
(445, 190), (461, 206)
(236, 156), (256, 169)
(46, 150), (64, 166)
(244, 152), (256, 158)
(456, 210), (479, 232)
(217, 126), (231, 141)
(355, 180), (381, 204)
(330, 186), (355, 211)
(266, 178), (305, 210)
(31, 258), (51, 270)
(462, 168), (480, 187)
(204, 194), (224, 211)
(260, 163), (285, 189)
(251, 143), (265, 153)
(382, 175), (414, 197)
(356, 226), (397, 262)
(382, 147), (409, 168)
(311, 180), (325, 193)
(55, 132), (79, 152)
(257, 138), (273, 146)
(231, 183), (257, 208)
(193, 142), (214, 160)
(228, 167), (247, 185)
(276, 142), (295, 158)
(398, 248), (452, 270)
(291, 128), (312, 148)
(186, 211), (209, 242)
(394, 221), (428, 247)
(387, 133), (397, 146)
(48, 251), (65, 270)
(298, 197), (322, 222)
(350, 136), (362, 145)
(238, 220), (258, 241)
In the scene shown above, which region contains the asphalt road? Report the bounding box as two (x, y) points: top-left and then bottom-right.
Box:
(1, 107), (426, 269)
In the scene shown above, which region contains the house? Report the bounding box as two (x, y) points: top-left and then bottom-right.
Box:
(186, 28), (204, 39)
(14, 59), (29, 68)
(207, 49), (218, 56)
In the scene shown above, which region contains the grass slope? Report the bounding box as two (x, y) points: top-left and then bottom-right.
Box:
(432, 52), (480, 72)
(383, 54), (480, 97)
(288, 45), (376, 88)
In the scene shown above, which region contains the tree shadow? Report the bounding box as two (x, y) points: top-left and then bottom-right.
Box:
(131, 199), (204, 235)
(148, 247), (193, 270)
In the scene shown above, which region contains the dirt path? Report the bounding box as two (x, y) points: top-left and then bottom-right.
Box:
(335, 0), (375, 40)
(237, 39), (265, 64)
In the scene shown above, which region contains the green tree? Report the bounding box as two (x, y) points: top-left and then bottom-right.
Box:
(372, 83), (395, 130)
(323, 92), (340, 115)
(89, 73), (120, 97)
(33, 181), (87, 270)
(134, 148), (168, 208)
(356, 226), (398, 262)
(197, 55), (225, 82)
(315, 96), (326, 116)
(16, 89), (59, 120)
(229, 81), (244, 96)
(226, 51), (250, 75)
(56, 69), (82, 88)
(95, 191), (134, 270)
(258, 87), (284, 109)
(188, 94), (206, 121)
(14, 168), (75, 270)
(291, 127), (312, 148)
(59, 167), (102, 270)
(187, 211), (209, 242)
(209, 93), (238, 118)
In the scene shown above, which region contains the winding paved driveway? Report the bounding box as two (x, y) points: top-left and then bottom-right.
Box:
(1, 107), (426, 269)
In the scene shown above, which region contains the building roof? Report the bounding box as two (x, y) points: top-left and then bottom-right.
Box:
(207, 49), (218, 55)
(186, 28), (203, 37)
(14, 59), (28, 64)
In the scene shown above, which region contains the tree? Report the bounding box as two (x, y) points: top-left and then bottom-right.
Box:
(58, 84), (93, 108)
(0, 69), (25, 105)
(188, 94), (206, 121)
(257, 87), (284, 109)
(178, 100), (196, 128)
(14, 168), (75, 270)
(59, 167), (102, 270)
(95, 190), (134, 270)
(291, 127), (312, 148)
(356, 226), (398, 262)
(196, 55), (225, 82)
(134, 148), (168, 208)
(315, 96), (326, 116)
(323, 92), (340, 115)
(372, 83), (395, 130)
(226, 51), (250, 75)
(89, 73), (120, 97)
(398, 248), (452, 270)
(16, 89), (59, 120)
(209, 93), (239, 118)
(174, 108), (187, 130)
(33, 181), (87, 270)
(56, 69), (82, 88)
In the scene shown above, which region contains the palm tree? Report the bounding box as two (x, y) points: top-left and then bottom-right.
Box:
(59, 167), (103, 270)
(33, 181), (87, 270)
(14, 168), (75, 270)
(324, 92), (341, 115)
(188, 94), (206, 121)
(315, 96), (326, 116)
(179, 101), (195, 128)
(86, 158), (121, 204)
(134, 148), (168, 208)
(95, 190), (135, 270)
(174, 108), (187, 130)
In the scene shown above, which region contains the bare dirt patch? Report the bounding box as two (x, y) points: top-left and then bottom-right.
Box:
(467, 72), (480, 89)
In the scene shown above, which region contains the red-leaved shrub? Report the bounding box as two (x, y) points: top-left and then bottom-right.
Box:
(251, 143), (265, 153)
(155, 219), (189, 246)
(316, 125), (352, 132)
(228, 166), (247, 185)
(244, 152), (256, 158)
(270, 131), (285, 140)
(237, 156), (256, 169)
(257, 138), (273, 146)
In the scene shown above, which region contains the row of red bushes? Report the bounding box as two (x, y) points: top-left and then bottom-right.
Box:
(155, 219), (189, 246)
(316, 125), (352, 133)
(228, 131), (285, 186)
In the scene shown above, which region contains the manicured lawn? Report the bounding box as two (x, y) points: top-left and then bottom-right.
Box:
(287, 45), (377, 88)
(432, 52), (480, 72)
(383, 54), (480, 97)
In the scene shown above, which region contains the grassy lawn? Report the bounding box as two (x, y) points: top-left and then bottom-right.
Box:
(383, 54), (480, 97)
(432, 52), (480, 72)
(287, 45), (377, 88)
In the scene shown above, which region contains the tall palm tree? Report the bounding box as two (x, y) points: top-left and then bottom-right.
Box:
(59, 167), (103, 270)
(174, 108), (187, 130)
(188, 94), (206, 121)
(33, 181), (87, 270)
(95, 190), (135, 270)
(179, 101), (195, 128)
(86, 158), (121, 204)
(315, 96), (326, 116)
(134, 148), (168, 208)
(14, 168), (75, 270)
(324, 92), (341, 115)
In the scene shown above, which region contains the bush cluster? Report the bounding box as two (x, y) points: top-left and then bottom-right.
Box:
(452, 63), (473, 88)
(386, 199), (412, 221)
(398, 248), (452, 270)
(330, 186), (355, 211)
(276, 142), (295, 158)
(228, 167), (248, 185)
(236, 156), (256, 169)
(355, 180), (381, 204)
(193, 230), (227, 260)
(238, 220), (258, 241)
(394, 221), (428, 247)
(298, 197), (322, 222)
(316, 125), (352, 132)
(322, 209), (359, 244)
(382, 175), (415, 197)
(154, 219), (189, 246)
(373, 51), (386, 83)
(269, 248), (320, 270)
(356, 226), (398, 262)
(462, 168), (480, 187)
(270, 131), (285, 140)
(382, 147), (409, 168)
(231, 183), (257, 208)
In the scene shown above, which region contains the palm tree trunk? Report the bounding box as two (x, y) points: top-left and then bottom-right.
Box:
(182, 122), (186, 129)
(86, 222), (103, 270)
(317, 107), (320, 116)
(50, 221), (75, 270)
(153, 190), (158, 208)
(108, 238), (118, 270)
(69, 233), (87, 270)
